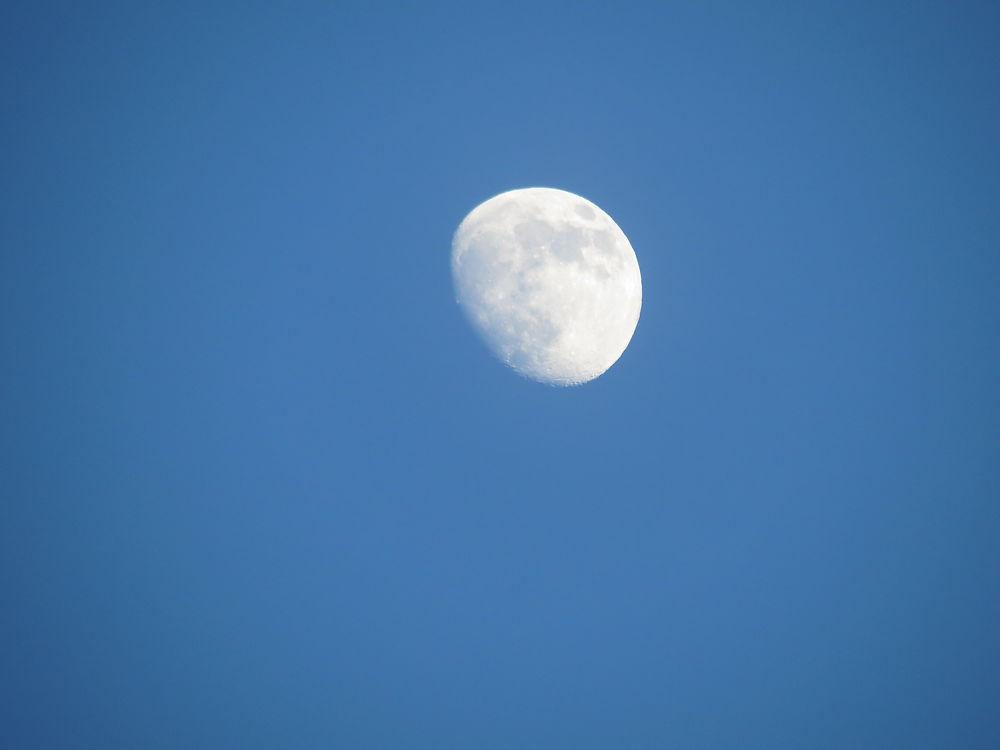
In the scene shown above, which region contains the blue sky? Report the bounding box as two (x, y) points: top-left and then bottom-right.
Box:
(3, 2), (999, 747)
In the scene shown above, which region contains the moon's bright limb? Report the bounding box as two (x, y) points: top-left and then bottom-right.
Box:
(451, 187), (642, 386)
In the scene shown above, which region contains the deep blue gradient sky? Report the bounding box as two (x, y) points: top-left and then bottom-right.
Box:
(3, 2), (999, 747)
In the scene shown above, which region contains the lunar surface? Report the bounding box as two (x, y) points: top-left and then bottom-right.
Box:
(451, 187), (642, 386)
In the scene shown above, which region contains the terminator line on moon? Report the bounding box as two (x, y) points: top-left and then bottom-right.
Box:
(451, 188), (642, 386)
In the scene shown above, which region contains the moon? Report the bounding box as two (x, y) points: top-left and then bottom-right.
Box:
(451, 187), (642, 386)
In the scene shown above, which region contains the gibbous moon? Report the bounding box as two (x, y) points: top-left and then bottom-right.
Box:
(451, 187), (642, 386)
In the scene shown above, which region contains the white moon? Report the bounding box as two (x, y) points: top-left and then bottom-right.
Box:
(451, 187), (642, 386)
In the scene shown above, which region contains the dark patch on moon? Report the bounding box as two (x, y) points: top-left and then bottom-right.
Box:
(549, 226), (585, 263)
(515, 219), (585, 264)
(514, 219), (555, 252)
(592, 228), (617, 255)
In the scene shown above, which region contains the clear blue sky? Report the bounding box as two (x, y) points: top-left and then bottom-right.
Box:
(3, 2), (999, 747)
